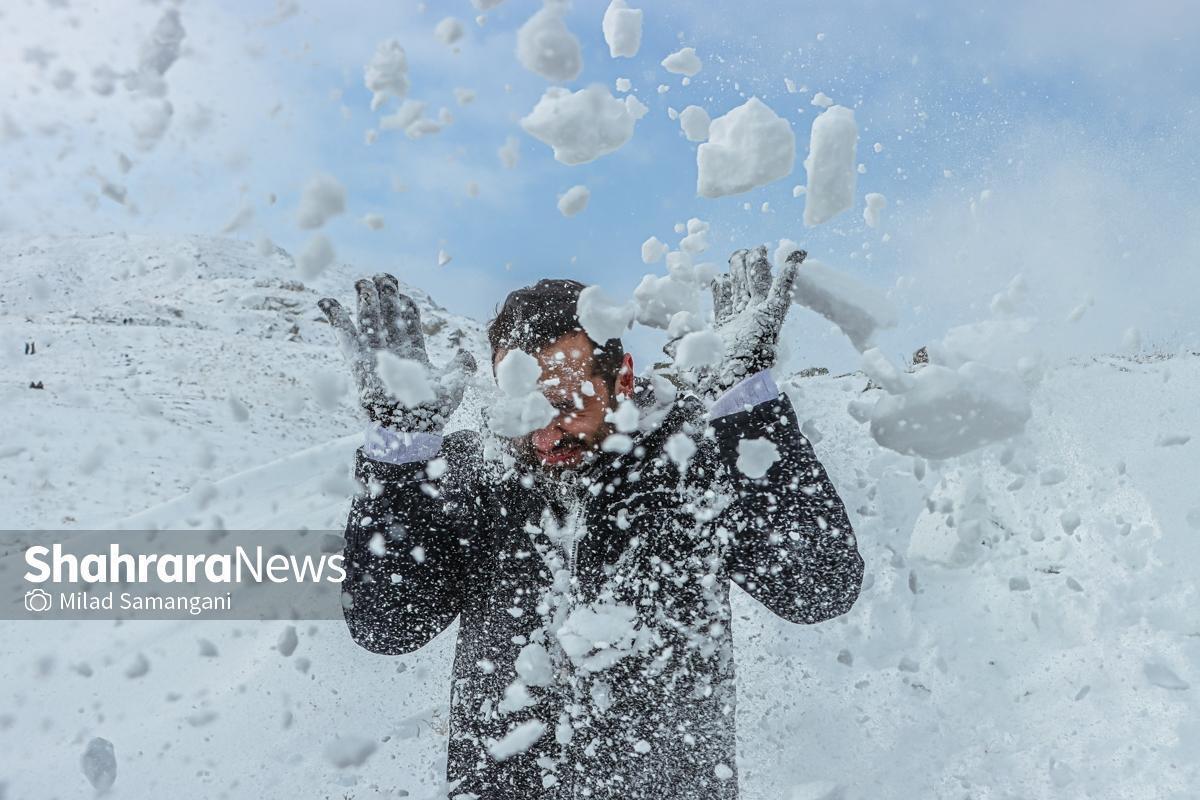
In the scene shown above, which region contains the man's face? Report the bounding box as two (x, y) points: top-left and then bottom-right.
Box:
(495, 331), (632, 473)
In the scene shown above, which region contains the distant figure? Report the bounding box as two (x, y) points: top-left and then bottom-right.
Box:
(24, 341), (36, 355)
(29, 381), (44, 390)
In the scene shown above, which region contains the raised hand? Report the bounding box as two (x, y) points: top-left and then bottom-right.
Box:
(318, 274), (476, 432)
(669, 245), (804, 397)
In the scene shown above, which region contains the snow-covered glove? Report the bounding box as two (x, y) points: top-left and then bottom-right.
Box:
(318, 274), (476, 433)
(666, 245), (804, 398)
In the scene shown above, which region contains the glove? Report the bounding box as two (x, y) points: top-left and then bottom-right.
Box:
(666, 245), (803, 398)
(318, 274), (476, 433)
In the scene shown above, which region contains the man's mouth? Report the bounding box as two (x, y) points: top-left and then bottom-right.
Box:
(537, 443), (583, 466)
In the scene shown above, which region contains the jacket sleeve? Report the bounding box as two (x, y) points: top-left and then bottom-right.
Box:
(712, 392), (864, 624)
(341, 430), (489, 654)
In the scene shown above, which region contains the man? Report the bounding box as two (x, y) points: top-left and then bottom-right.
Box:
(318, 247), (863, 799)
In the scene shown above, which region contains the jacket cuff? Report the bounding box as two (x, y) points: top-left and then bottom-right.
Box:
(708, 370), (779, 420)
(362, 424), (443, 465)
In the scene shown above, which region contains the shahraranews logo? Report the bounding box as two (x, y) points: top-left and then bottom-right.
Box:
(22, 543), (346, 616)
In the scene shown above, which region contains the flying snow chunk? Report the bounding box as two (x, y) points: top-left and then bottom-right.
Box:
(491, 350), (556, 437)
(498, 135), (520, 168)
(379, 99), (426, 132)
(435, 17), (464, 45)
(375, 352), (436, 407)
(679, 105), (711, 142)
(81, 738), (117, 791)
(803, 105), (858, 225)
(661, 47), (702, 77)
(675, 329), (724, 370)
(615, 77), (632, 92)
(863, 192), (887, 228)
(856, 353), (1033, 459)
(556, 603), (640, 669)
(297, 235), (334, 279)
(489, 720), (547, 761)
(811, 91), (834, 108)
(603, 0), (643, 58)
(787, 257), (897, 351)
(577, 285), (634, 343)
(364, 39), (409, 110)
(517, 4), (582, 82)
(641, 236), (668, 264)
(297, 174), (346, 229)
(665, 432), (696, 471)
(363, 213), (384, 230)
(324, 735), (377, 768)
(520, 85), (647, 165)
(472, 0), (507, 8)
(557, 184), (591, 217)
(697, 97), (795, 198)
(737, 437), (779, 479)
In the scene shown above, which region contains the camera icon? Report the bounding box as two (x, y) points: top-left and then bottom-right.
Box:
(24, 588), (52, 613)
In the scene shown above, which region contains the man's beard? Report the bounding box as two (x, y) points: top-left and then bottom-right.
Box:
(511, 422), (614, 478)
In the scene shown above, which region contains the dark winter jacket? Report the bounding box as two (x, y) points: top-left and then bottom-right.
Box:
(341, 389), (863, 799)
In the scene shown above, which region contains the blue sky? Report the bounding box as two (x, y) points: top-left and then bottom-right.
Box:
(3, 0), (1198, 372)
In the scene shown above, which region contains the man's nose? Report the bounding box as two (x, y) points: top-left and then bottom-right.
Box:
(531, 421), (562, 451)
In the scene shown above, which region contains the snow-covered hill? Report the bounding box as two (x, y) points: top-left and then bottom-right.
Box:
(0, 235), (1196, 799)
(0, 232), (489, 531)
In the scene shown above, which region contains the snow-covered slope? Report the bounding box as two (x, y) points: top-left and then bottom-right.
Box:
(0, 235), (1196, 799)
(0, 232), (489, 531)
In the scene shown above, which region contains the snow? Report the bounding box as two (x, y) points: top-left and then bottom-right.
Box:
(364, 39), (409, 110)
(661, 46), (702, 77)
(488, 720), (546, 761)
(665, 431), (696, 471)
(602, 0), (643, 58)
(679, 104), (711, 141)
(454, 87), (476, 105)
(490, 350), (556, 437)
(296, 234), (334, 279)
(556, 184), (590, 217)
(736, 437), (780, 479)
(323, 735), (377, 768)
(375, 352), (436, 407)
(811, 91), (834, 108)
(516, 4), (582, 83)
(576, 285), (634, 343)
(863, 192), (887, 227)
(296, 174), (346, 229)
(674, 329), (724, 369)
(640, 235), (668, 264)
(362, 213), (384, 230)
(434, 17), (464, 46)
(803, 105), (859, 225)
(615, 77), (632, 92)
(786, 254), (898, 350)
(555, 603), (641, 670)
(520, 85), (647, 165)
(697, 97), (796, 198)
(379, 99), (426, 132)
(81, 737), (117, 791)
(498, 135), (521, 168)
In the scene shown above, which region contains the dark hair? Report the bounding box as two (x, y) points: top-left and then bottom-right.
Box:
(487, 279), (624, 388)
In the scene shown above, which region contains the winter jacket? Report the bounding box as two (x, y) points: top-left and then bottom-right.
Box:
(341, 387), (863, 800)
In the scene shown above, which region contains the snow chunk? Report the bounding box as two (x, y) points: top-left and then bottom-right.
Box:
(297, 235), (334, 279)
(641, 236), (668, 264)
(577, 285), (634, 343)
(557, 184), (590, 217)
(472, 0), (507, 7)
(520, 85), (646, 165)
(297, 174), (346, 229)
(679, 105), (711, 141)
(607, 399), (639, 433)
(556, 603), (641, 671)
(811, 91), (833, 108)
(324, 735), (376, 768)
(491, 350), (556, 437)
(855, 351), (1033, 459)
(602, 0), (643, 58)
(1145, 662), (1190, 691)
(787, 255), (897, 351)
(81, 737), (117, 791)
(379, 99), (426, 132)
(434, 17), (464, 45)
(803, 105), (859, 225)
(661, 47), (702, 77)
(736, 437), (779, 479)
(375, 352), (436, 407)
(363, 213), (384, 230)
(863, 192), (887, 228)
(615, 77), (632, 92)
(517, 4), (582, 82)
(679, 217), (710, 254)
(499, 135), (520, 168)
(697, 97), (796, 198)
(515, 642), (554, 687)
(489, 720), (546, 761)
(364, 39), (409, 110)
(665, 432), (696, 472)
(675, 329), (724, 369)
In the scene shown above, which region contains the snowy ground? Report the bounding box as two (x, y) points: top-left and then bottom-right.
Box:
(0, 235), (1197, 799)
